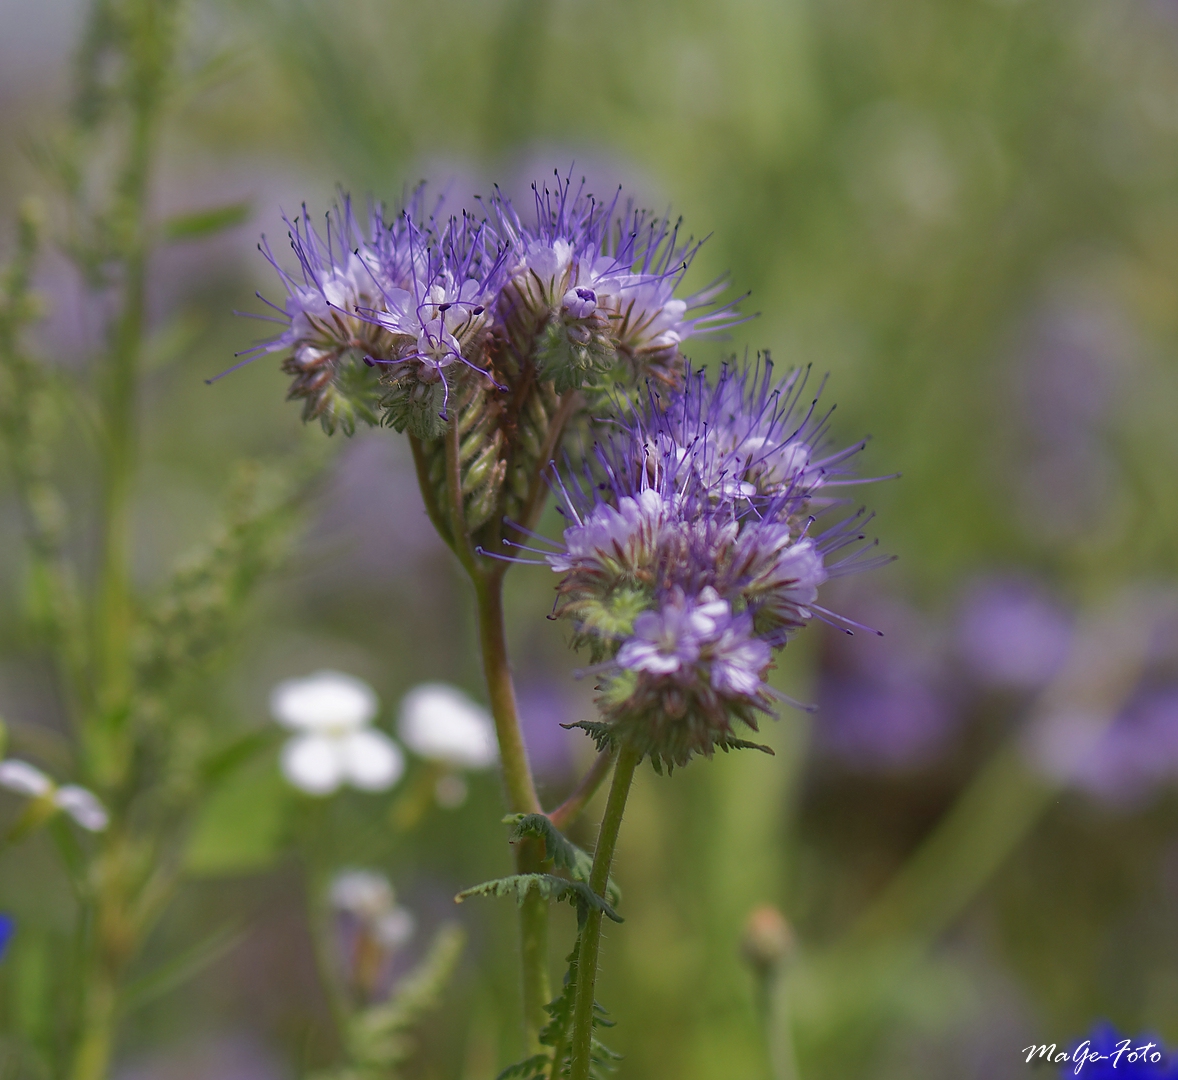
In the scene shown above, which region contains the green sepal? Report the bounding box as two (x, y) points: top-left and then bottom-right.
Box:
(533, 317), (617, 393)
(318, 353), (384, 436)
(455, 873), (622, 923)
(381, 377), (447, 441)
(503, 814), (621, 906)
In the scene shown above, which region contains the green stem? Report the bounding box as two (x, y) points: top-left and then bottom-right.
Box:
(70, 968), (118, 1080)
(472, 570), (549, 1043)
(473, 573), (541, 818)
(568, 740), (640, 1080)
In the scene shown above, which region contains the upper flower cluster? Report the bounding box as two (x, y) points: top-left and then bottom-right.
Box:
(252, 175), (743, 437)
(527, 359), (887, 769)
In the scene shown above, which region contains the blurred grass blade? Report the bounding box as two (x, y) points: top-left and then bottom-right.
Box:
(120, 923), (247, 1015)
(162, 201), (251, 242)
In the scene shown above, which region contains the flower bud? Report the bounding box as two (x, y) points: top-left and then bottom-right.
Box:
(741, 904), (794, 974)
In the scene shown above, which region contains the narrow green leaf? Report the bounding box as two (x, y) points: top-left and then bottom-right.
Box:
(120, 923), (246, 1014)
(161, 201), (251, 242)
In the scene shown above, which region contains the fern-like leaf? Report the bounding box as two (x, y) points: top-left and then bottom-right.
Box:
(504, 814), (621, 907)
(343, 923), (465, 1075)
(494, 1054), (551, 1080)
(455, 874), (621, 923)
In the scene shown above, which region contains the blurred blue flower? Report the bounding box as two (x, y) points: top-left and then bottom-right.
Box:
(814, 592), (958, 771)
(0, 915), (14, 961)
(1064, 686), (1178, 807)
(1058, 1022), (1178, 1078)
(955, 575), (1072, 692)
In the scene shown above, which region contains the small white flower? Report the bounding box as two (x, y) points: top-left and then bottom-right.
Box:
(330, 869), (394, 918)
(374, 907), (415, 948)
(270, 669), (378, 730)
(398, 683), (498, 771)
(0, 760), (52, 798)
(0, 760), (109, 831)
(54, 786), (110, 832)
(329, 868), (415, 947)
(270, 671), (404, 795)
(434, 773), (469, 809)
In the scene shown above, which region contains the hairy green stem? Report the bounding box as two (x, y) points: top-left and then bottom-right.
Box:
(568, 740), (640, 1080)
(472, 570), (549, 1042)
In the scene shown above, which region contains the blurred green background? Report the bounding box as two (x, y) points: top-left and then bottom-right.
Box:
(3, 0), (1178, 1077)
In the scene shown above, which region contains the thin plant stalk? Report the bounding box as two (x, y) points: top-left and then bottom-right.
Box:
(567, 740), (641, 1080)
(472, 568), (550, 1043)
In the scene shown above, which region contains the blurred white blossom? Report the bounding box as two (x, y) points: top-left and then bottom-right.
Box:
(0, 760), (109, 831)
(330, 869), (395, 919)
(270, 671), (404, 795)
(398, 683), (498, 771)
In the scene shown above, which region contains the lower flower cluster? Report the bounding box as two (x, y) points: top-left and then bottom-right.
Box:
(533, 359), (887, 769)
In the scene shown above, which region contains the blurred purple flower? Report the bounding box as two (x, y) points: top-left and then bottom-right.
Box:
(814, 593), (958, 770)
(816, 679), (953, 770)
(516, 681), (577, 779)
(1065, 686), (1178, 807)
(956, 576), (1072, 691)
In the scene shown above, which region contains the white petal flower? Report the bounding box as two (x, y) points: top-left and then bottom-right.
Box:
(374, 907), (415, 948)
(270, 670), (378, 732)
(0, 760), (52, 798)
(330, 869), (393, 918)
(434, 773), (469, 809)
(398, 683), (498, 771)
(280, 734), (347, 795)
(54, 785), (110, 832)
(338, 729), (404, 791)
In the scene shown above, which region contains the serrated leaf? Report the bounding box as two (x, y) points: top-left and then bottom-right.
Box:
(504, 814), (621, 907)
(345, 924), (465, 1070)
(455, 874), (622, 923)
(162, 201), (251, 241)
(538, 943), (621, 1079)
(495, 1054), (551, 1080)
(717, 736), (775, 755)
(561, 720), (615, 753)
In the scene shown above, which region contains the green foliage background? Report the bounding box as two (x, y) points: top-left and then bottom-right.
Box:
(2, 0), (1178, 1077)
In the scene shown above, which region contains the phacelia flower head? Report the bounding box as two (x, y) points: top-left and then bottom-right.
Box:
(253, 189), (509, 438)
(517, 357), (888, 770)
(489, 173), (745, 391)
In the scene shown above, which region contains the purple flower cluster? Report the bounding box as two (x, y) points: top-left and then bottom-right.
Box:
(251, 176), (743, 435)
(529, 359), (887, 769)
